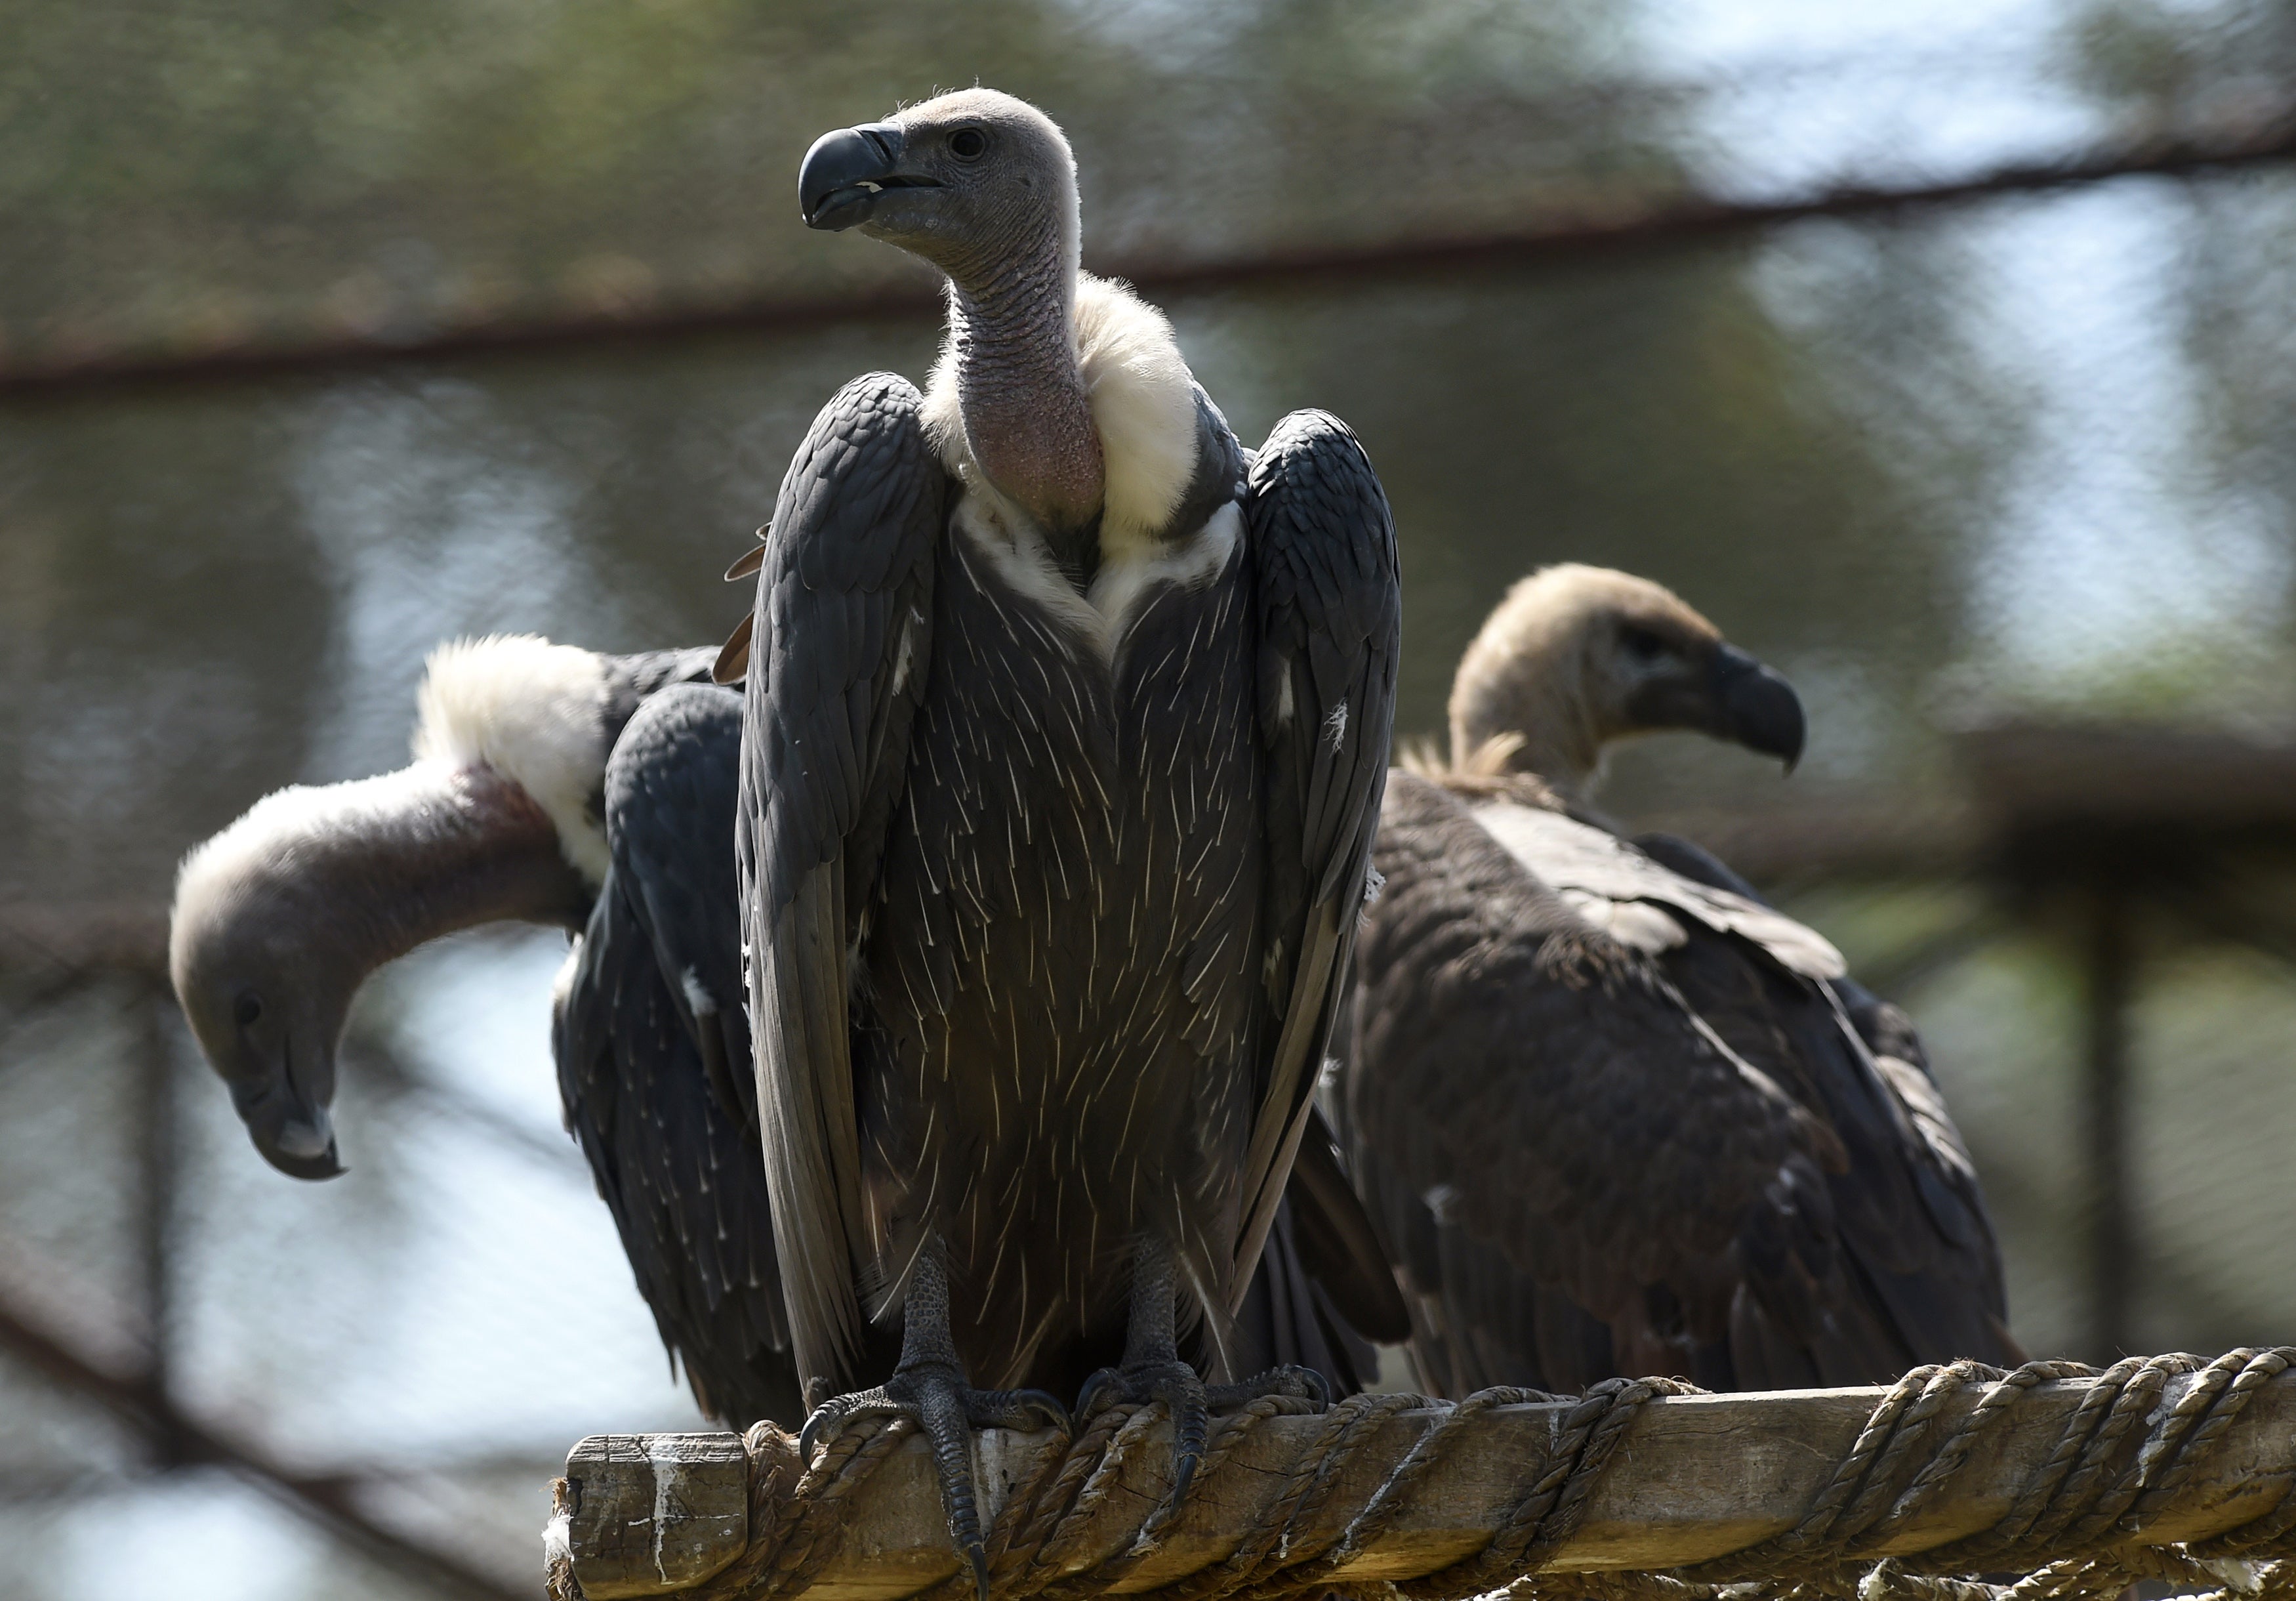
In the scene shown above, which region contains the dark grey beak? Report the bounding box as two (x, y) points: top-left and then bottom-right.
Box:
(798, 121), (909, 231)
(1713, 644), (1805, 772)
(235, 1075), (344, 1181)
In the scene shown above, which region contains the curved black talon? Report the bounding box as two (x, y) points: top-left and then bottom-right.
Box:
(1078, 1359), (1208, 1500)
(1078, 1358), (1329, 1507)
(798, 1382), (897, 1459)
(968, 1384), (1071, 1438)
(802, 1364), (1069, 1601)
(1204, 1362), (1329, 1410)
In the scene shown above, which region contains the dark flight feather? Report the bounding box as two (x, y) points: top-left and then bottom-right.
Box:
(740, 372), (945, 1386)
(1229, 410), (1402, 1313)
(556, 682), (800, 1425)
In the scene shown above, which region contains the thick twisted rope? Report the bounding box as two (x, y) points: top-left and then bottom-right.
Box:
(610, 1348), (2296, 1601)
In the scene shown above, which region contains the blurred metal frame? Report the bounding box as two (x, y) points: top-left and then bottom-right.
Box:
(1, 112), (2291, 396)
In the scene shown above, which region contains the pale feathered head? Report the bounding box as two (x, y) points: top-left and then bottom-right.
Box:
(1447, 564), (1804, 790)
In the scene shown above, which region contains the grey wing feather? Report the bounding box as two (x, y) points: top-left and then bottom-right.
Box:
(1635, 829), (2014, 1352)
(739, 373), (945, 1390)
(607, 683), (756, 1130)
(1475, 801), (1845, 980)
(601, 647), (724, 730)
(556, 684), (799, 1425)
(1228, 409), (1401, 1310)
(1347, 774), (1835, 1388)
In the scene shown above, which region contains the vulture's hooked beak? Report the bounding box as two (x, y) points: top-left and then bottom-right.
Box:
(234, 1047), (345, 1182)
(798, 121), (929, 231)
(1712, 643), (1805, 773)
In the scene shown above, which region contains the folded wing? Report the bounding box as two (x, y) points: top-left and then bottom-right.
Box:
(1229, 410), (1403, 1316)
(739, 373), (947, 1390)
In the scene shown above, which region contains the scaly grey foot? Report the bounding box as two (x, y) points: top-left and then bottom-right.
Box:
(1075, 1359), (1326, 1505)
(802, 1361), (1067, 1601)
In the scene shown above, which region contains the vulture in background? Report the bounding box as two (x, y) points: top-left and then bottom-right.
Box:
(169, 636), (1392, 1432)
(1341, 564), (2017, 1398)
(741, 88), (1403, 1575)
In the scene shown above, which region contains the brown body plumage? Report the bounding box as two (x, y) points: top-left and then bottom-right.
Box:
(1343, 566), (2017, 1394)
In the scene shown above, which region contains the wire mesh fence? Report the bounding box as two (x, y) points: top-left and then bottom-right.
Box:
(8, 0), (2296, 1593)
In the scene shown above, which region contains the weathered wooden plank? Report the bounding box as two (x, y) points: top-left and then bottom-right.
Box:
(563, 1431), (750, 1598)
(561, 1374), (2296, 1600)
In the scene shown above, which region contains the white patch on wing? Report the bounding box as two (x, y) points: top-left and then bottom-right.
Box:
(888, 606), (923, 698)
(1469, 799), (1846, 979)
(550, 942), (583, 1098)
(413, 634), (612, 883)
(680, 967), (716, 1018)
(1324, 698), (1349, 752)
(1556, 888), (1687, 955)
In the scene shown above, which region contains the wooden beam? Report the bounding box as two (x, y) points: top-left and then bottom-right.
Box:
(558, 1372), (2296, 1599)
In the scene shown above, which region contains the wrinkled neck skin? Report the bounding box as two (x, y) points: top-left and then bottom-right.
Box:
(283, 762), (592, 986)
(939, 216), (1106, 569)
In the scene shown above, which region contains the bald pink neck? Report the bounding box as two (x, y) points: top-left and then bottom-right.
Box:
(941, 216), (1105, 556)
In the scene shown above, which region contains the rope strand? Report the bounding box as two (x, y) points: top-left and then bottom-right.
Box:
(562, 1349), (2296, 1601)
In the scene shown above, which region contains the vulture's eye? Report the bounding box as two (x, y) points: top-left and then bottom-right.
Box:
(949, 128), (987, 161)
(1620, 625), (1668, 663)
(234, 993), (262, 1028)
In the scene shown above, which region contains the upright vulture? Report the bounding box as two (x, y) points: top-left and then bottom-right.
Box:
(740, 89), (1402, 1571)
(169, 636), (1393, 1430)
(1341, 564), (2017, 1397)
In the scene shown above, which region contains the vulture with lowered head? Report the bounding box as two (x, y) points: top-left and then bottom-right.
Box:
(741, 87), (1403, 1577)
(1340, 564), (2017, 1398)
(168, 637), (802, 1424)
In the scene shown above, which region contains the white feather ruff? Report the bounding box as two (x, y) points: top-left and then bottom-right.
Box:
(412, 634), (611, 884)
(1071, 274), (1199, 558)
(924, 274), (1200, 558)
